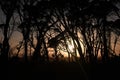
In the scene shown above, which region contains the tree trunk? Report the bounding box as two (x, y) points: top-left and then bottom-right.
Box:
(24, 38), (28, 62)
(1, 16), (11, 63)
(103, 24), (108, 62)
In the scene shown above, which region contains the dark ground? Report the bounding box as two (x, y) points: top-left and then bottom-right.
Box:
(8, 58), (120, 80)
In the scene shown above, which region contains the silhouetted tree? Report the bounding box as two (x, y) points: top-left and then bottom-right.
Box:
(0, 0), (19, 62)
(1, 0), (119, 64)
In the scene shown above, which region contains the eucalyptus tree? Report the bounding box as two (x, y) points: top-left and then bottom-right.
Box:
(57, 0), (120, 63)
(89, 0), (120, 62)
(16, 0), (59, 62)
(53, 0), (120, 62)
(48, 0), (88, 63)
(3, 0), (119, 63)
(0, 0), (19, 62)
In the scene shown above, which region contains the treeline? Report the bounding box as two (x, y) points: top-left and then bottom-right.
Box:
(0, 0), (120, 63)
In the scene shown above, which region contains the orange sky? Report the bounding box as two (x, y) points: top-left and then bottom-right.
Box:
(0, 29), (120, 58)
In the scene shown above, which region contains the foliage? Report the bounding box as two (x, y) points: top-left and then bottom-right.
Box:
(0, 0), (120, 63)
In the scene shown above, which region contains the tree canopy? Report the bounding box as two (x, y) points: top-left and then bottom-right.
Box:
(0, 0), (120, 63)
